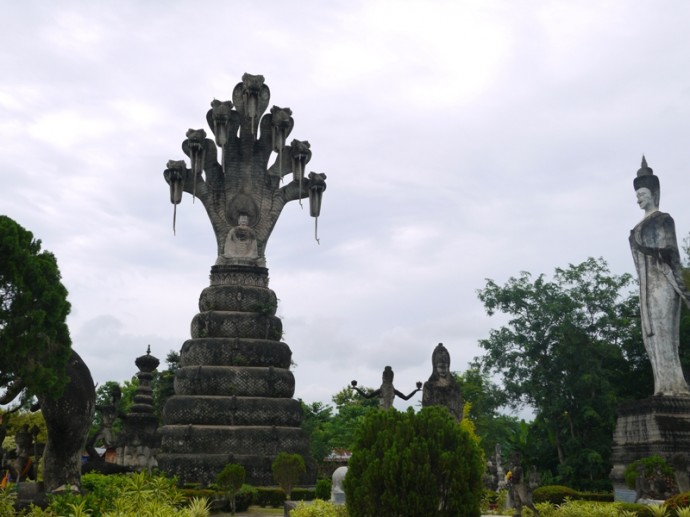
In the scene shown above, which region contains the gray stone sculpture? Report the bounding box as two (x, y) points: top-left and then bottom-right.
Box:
(159, 73), (325, 486)
(331, 466), (348, 505)
(117, 346), (160, 473)
(91, 386), (122, 449)
(350, 366), (421, 410)
(629, 156), (690, 395)
(672, 452), (690, 493)
(509, 453), (540, 517)
(610, 158), (690, 499)
(422, 343), (463, 422)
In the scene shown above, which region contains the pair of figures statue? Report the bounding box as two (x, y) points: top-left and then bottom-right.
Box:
(630, 157), (690, 396)
(350, 343), (463, 421)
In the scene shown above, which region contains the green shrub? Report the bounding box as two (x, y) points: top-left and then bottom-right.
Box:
(532, 485), (580, 505)
(315, 478), (331, 500)
(272, 452), (306, 500)
(533, 500), (652, 516)
(291, 487), (315, 501)
(215, 463), (245, 514)
(256, 487), (286, 507)
(581, 491), (614, 502)
(624, 456), (674, 491)
(49, 472), (195, 517)
(290, 499), (348, 517)
(344, 406), (484, 517)
(0, 488), (17, 516)
(235, 484), (257, 512)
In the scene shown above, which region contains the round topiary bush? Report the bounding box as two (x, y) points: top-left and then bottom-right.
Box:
(532, 485), (580, 505)
(343, 406), (484, 517)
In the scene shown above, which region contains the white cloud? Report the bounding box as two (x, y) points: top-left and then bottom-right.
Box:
(2, 0), (690, 414)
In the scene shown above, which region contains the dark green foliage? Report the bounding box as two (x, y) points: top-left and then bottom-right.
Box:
(234, 484), (257, 511)
(215, 463), (246, 514)
(272, 452), (306, 500)
(531, 485), (579, 504)
(256, 487), (286, 507)
(477, 257), (649, 487)
(624, 455), (675, 495)
(455, 366), (520, 457)
(91, 381), (127, 439)
(531, 484), (613, 505)
(344, 406), (484, 517)
(300, 400), (335, 462)
(254, 486), (314, 506)
(315, 478), (331, 500)
(0, 215), (73, 403)
(51, 472), (130, 516)
(1, 409), (48, 445)
(291, 487), (315, 501)
(152, 350), (179, 418)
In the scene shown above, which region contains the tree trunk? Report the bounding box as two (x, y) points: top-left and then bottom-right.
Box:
(38, 350), (96, 492)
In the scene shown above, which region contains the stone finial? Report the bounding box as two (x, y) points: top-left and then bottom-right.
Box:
(135, 346), (160, 373)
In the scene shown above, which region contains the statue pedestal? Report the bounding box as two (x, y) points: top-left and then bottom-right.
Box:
(157, 265), (314, 486)
(610, 395), (690, 500)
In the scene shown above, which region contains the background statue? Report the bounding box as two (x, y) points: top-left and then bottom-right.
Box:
(350, 366), (421, 410)
(629, 157), (690, 395)
(39, 350), (96, 492)
(509, 453), (540, 516)
(91, 385), (122, 449)
(331, 465), (347, 505)
(421, 343), (463, 421)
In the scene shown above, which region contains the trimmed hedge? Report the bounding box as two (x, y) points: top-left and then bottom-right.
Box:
(532, 485), (613, 505)
(532, 485), (579, 504)
(256, 486), (315, 507)
(615, 502), (654, 516)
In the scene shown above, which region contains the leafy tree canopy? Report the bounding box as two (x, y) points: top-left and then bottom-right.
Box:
(272, 452), (306, 500)
(476, 257), (647, 487)
(0, 216), (72, 405)
(456, 366), (520, 458)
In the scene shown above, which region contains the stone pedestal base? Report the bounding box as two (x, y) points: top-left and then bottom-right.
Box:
(158, 265), (315, 486)
(610, 395), (690, 500)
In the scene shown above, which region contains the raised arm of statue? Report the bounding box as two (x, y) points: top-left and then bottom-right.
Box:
(394, 383), (422, 401)
(350, 385), (381, 400)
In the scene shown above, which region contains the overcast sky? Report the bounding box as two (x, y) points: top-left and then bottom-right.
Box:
(2, 1), (690, 413)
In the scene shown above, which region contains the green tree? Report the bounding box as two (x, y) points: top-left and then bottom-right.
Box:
(0, 216), (72, 405)
(215, 463), (246, 515)
(300, 400), (334, 464)
(0, 216), (95, 492)
(327, 385), (379, 451)
(152, 350), (180, 418)
(476, 257), (645, 488)
(299, 386), (380, 470)
(272, 452), (306, 500)
(456, 366), (521, 458)
(344, 406), (484, 517)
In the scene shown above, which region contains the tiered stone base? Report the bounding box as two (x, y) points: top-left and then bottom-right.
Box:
(157, 265), (314, 486)
(610, 394), (690, 500)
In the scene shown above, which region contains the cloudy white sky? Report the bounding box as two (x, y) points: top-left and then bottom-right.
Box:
(3, 1), (690, 412)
